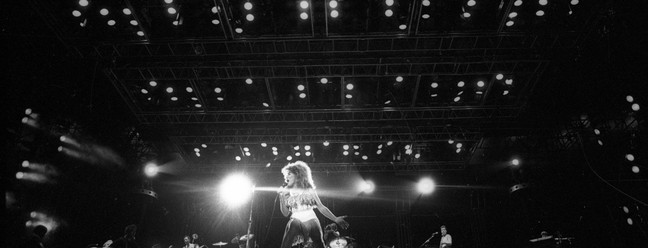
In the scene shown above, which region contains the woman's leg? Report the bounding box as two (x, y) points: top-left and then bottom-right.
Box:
(281, 218), (304, 248)
(302, 218), (325, 248)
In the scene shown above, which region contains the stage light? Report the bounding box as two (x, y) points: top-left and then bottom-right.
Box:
(22, 160), (29, 168)
(358, 180), (375, 193)
(171, 97), (178, 101)
(456, 148), (461, 153)
(144, 163), (159, 177)
(235, 28), (243, 33)
(570, 0), (579, 5)
(511, 159), (520, 166)
(631, 103), (640, 111)
(505, 79), (514, 85)
(423, 0), (431, 6)
(430, 82), (439, 88)
(454, 96), (461, 102)
(263, 102), (270, 107)
(399, 24), (407, 30)
(456, 143), (463, 148)
(467, 0), (476, 6)
(245, 151), (251, 156)
(597, 140), (603, 146)
(395, 76), (404, 82)
(295, 146), (301, 151)
(330, 10), (339, 18)
(346, 83), (354, 90)
(212, 19), (220, 25)
(219, 174), (254, 207)
(217, 97), (224, 101)
(496, 73), (504, 80)
(626, 154), (635, 161)
(297, 84), (305, 91)
(214, 87), (222, 93)
(123, 8), (132, 15)
(194, 148), (200, 153)
(272, 150), (278, 155)
(343, 151), (349, 156)
(79, 0), (88, 7)
(536, 10), (545, 16)
(304, 145), (311, 150)
(422, 14), (430, 19)
(305, 151), (311, 156)
(299, 92), (307, 98)
(387, 141), (393, 146)
(506, 21), (514, 27)
(417, 177), (436, 194)
(477, 81), (485, 87)
(632, 166), (640, 173)
(246, 14), (254, 21)
(300, 0), (309, 9)
(376, 150), (382, 154)
(244, 2), (253, 10)
(266, 163), (271, 167)
(261, 143), (267, 147)
(137, 31), (144, 36)
(405, 149), (412, 155)
(627, 218), (633, 225)
(300, 12), (309, 20)
(329, 0), (338, 8)
(623, 206), (629, 213)
(514, 0), (523, 7)
(167, 7), (176, 14)
(323, 141), (330, 146)
(287, 155), (293, 161)
(457, 81), (465, 87)
(385, 100), (392, 104)
(353, 145), (360, 150)
(202, 144), (207, 148)
(462, 12), (471, 18)
(414, 153), (420, 159)
(345, 94), (352, 99)
(343, 144), (349, 150)
(186, 87), (193, 93)
(100, 8), (109, 16)
(211, 6), (219, 13)
(626, 95), (634, 103)
(385, 9), (393, 17)
(172, 21), (179, 26)
(503, 90), (510, 95)
(272, 146), (278, 151)
(386, 0), (394, 7)
(243, 147), (250, 152)
(321, 78), (328, 84)
(295, 152), (301, 157)
(16, 172), (24, 179)
(164, 0), (173, 4)
(509, 12), (517, 18)
(539, 0), (548, 5)
(362, 155), (368, 160)
(72, 10), (81, 17)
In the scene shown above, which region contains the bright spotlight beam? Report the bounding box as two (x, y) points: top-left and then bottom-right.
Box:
(219, 174), (254, 208)
(144, 163), (159, 177)
(417, 177), (436, 194)
(358, 180), (375, 194)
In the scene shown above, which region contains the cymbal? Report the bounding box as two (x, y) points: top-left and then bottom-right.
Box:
(213, 242), (228, 246)
(239, 234), (255, 241)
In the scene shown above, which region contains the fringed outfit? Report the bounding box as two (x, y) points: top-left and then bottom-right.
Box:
(280, 188), (325, 248)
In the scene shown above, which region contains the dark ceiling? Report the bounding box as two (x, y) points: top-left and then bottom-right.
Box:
(4, 0), (648, 247)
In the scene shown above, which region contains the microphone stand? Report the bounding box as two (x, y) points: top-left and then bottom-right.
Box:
(418, 233), (436, 248)
(245, 185), (256, 248)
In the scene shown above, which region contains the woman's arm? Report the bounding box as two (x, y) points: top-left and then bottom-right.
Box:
(278, 188), (290, 217)
(313, 191), (349, 229)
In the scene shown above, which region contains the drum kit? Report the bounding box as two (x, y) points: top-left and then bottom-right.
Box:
(212, 234), (255, 247)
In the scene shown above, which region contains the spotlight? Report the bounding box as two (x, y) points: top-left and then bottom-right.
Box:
(245, 78), (253, 84)
(399, 24), (407, 30)
(496, 73), (504, 80)
(299, 93), (307, 98)
(467, 0), (476, 6)
(423, 0), (431, 7)
(320, 78), (328, 84)
(244, 2), (253, 10)
(171, 97), (178, 101)
(235, 156), (241, 161)
(627, 218), (633, 225)
(346, 83), (354, 90)
(164, 0), (173, 3)
(219, 174), (254, 207)
(625, 154), (635, 161)
(304, 145), (311, 150)
(343, 151), (349, 156)
(631, 103), (640, 111)
(330, 10), (339, 18)
(79, 0), (88, 7)
(212, 19), (220, 25)
(626, 95), (634, 103)
(72, 10), (81, 17)
(506, 21), (514, 27)
(294, 145), (300, 150)
(323, 141), (330, 146)
(536, 10), (545, 16)
(305, 151), (311, 156)
(167, 7), (176, 15)
(422, 14), (430, 19)
(100, 8), (109, 16)
(509, 12), (518, 18)
(261, 143), (267, 147)
(632, 166), (640, 173)
(539, 0), (548, 5)
(462, 12), (471, 18)
(123, 8), (132, 15)
(570, 0), (579, 5)
(300, 12), (309, 20)
(358, 180), (375, 193)
(511, 159), (520, 166)
(214, 87), (222, 93)
(345, 94), (352, 99)
(477, 81), (485, 87)
(211, 6), (219, 13)
(514, 0), (523, 7)
(235, 28), (243, 33)
(386, 0), (394, 7)
(431, 82), (438, 88)
(287, 155), (293, 161)
(329, 0), (338, 8)
(457, 81), (465, 87)
(300, 0), (309, 9)
(385, 9), (393, 17)
(362, 155), (368, 160)
(217, 97), (224, 101)
(246, 14), (254, 21)
(343, 145), (349, 150)
(137, 31), (145, 36)
(417, 177), (436, 194)
(295, 152), (301, 157)
(144, 163), (159, 177)
(297, 84), (305, 91)
(202, 144), (207, 148)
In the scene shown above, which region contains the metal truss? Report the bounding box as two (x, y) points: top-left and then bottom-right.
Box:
(189, 161), (467, 174)
(136, 106), (522, 125)
(90, 34), (547, 58)
(168, 126), (484, 145)
(109, 59), (544, 81)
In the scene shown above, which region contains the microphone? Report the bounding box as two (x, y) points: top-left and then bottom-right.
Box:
(282, 181), (288, 187)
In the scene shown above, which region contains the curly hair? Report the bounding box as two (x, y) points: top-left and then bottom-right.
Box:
(282, 161), (316, 189)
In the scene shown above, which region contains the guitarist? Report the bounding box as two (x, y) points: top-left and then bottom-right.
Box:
(439, 225), (452, 248)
